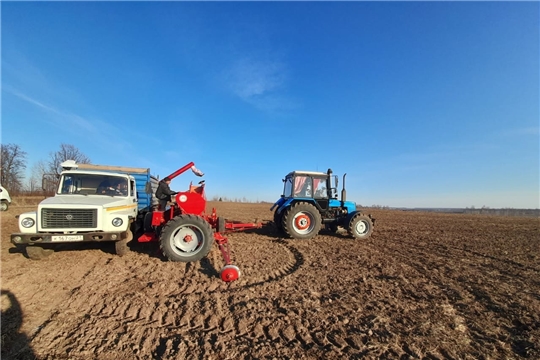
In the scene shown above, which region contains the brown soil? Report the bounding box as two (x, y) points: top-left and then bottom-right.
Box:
(2, 200), (539, 359)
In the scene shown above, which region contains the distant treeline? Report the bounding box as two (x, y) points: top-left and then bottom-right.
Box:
(363, 206), (540, 218)
(462, 208), (539, 217)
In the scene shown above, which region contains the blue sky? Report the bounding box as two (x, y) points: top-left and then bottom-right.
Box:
(2, 2), (538, 208)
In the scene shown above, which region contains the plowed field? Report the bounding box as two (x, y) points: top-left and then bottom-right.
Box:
(2, 201), (539, 359)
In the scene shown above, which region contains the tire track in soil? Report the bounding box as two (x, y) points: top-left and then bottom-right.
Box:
(379, 236), (539, 303)
(30, 238), (305, 359)
(365, 238), (539, 358)
(14, 251), (109, 340)
(212, 235), (395, 359)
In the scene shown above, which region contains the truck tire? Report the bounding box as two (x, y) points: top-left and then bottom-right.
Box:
(283, 202), (322, 240)
(115, 240), (129, 256)
(0, 200), (8, 211)
(160, 214), (214, 262)
(115, 229), (133, 256)
(348, 213), (374, 239)
(25, 245), (54, 260)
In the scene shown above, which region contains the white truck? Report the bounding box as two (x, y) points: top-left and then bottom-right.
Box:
(10, 160), (159, 260)
(1, 185), (12, 211)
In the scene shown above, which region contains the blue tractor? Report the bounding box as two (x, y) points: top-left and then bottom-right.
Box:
(270, 168), (375, 240)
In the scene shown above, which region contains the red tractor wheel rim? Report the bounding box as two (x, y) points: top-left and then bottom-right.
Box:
(294, 214), (311, 230)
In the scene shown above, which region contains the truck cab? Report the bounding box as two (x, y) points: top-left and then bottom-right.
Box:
(11, 160), (158, 260)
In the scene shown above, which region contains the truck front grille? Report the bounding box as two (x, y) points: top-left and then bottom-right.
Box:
(41, 208), (97, 229)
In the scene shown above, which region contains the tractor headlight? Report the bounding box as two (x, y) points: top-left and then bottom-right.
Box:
(21, 217), (35, 228)
(112, 218), (123, 227)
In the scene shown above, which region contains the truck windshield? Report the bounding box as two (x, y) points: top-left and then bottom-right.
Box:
(59, 174), (129, 196)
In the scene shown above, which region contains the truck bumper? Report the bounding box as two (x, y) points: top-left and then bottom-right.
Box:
(10, 231), (128, 245)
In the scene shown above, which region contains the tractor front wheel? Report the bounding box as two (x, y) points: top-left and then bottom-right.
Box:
(160, 214), (214, 262)
(283, 202), (322, 240)
(348, 213), (374, 239)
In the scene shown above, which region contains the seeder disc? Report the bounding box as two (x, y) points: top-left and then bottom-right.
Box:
(220, 265), (241, 282)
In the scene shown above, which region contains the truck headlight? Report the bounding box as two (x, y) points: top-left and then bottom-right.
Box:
(21, 218), (35, 228)
(112, 218), (123, 227)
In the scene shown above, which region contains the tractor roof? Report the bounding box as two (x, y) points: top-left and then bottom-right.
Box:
(286, 170), (327, 177)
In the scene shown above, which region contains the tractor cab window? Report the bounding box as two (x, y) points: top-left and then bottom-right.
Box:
(293, 176), (313, 197)
(313, 176), (328, 199)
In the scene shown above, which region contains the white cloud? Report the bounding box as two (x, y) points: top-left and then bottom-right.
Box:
(228, 57), (286, 99)
(223, 56), (299, 113)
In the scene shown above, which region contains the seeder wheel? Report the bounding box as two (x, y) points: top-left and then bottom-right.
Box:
(220, 264), (241, 282)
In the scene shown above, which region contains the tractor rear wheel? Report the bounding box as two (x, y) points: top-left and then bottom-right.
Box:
(348, 213), (374, 239)
(160, 214), (214, 262)
(283, 202), (322, 240)
(273, 210), (285, 234)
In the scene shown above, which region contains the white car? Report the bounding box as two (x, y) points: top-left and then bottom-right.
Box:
(0, 186), (12, 211)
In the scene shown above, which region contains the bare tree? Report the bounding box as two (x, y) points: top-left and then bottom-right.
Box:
(47, 144), (91, 177)
(1, 143), (27, 193)
(26, 160), (48, 193)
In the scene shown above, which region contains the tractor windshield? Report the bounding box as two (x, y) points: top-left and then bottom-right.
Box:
(283, 176), (294, 197)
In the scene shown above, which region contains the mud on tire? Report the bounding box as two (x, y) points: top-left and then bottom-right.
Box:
(159, 214), (214, 262)
(283, 202), (322, 240)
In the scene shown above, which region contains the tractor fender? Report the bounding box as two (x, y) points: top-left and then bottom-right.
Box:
(273, 198), (295, 214)
(270, 197), (287, 212)
(346, 210), (360, 223)
(277, 198), (324, 215)
(346, 211), (375, 224)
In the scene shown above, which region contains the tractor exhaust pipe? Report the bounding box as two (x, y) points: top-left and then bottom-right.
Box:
(341, 173), (347, 202)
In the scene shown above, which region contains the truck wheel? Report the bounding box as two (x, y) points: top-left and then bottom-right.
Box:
(348, 213), (374, 239)
(115, 229), (133, 256)
(0, 200), (8, 211)
(115, 239), (129, 256)
(25, 245), (54, 260)
(283, 202), (322, 240)
(160, 214), (214, 262)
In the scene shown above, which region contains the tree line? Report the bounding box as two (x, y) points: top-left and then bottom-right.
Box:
(0, 143), (90, 195)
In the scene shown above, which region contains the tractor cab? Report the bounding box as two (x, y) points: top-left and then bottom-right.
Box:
(282, 170), (338, 200)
